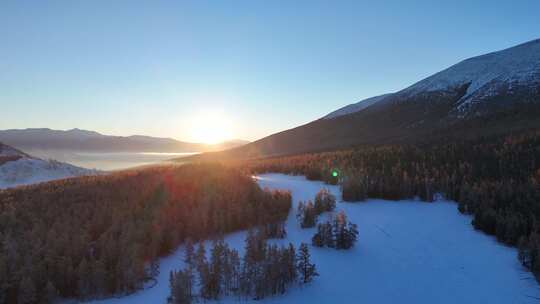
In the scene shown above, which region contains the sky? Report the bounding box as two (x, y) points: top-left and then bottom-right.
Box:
(1, 1), (539, 143)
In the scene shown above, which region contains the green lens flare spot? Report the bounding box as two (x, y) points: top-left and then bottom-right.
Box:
(332, 171), (338, 177)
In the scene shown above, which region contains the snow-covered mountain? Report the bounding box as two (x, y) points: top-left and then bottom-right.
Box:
(326, 39), (540, 120)
(401, 38), (540, 113)
(0, 142), (97, 189)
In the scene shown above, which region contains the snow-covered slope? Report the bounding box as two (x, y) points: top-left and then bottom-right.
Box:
(0, 142), (97, 189)
(88, 174), (540, 304)
(400, 39), (540, 111)
(323, 39), (540, 119)
(324, 93), (394, 119)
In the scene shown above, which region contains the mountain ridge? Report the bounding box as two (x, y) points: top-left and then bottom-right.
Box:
(186, 38), (540, 160)
(0, 128), (249, 153)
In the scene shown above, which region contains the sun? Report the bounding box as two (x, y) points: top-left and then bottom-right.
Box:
(188, 110), (234, 144)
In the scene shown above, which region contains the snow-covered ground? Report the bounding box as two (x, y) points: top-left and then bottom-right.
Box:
(87, 173), (540, 304)
(0, 158), (97, 189)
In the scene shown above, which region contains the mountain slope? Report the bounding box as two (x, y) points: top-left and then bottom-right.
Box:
(0, 128), (248, 153)
(323, 93), (394, 119)
(0, 142), (97, 189)
(190, 38), (540, 160)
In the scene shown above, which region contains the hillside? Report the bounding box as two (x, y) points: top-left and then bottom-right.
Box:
(0, 142), (97, 189)
(0, 128), (248, 153)
(188, 39), (540, 160)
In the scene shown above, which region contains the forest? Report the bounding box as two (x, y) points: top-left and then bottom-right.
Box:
(238, 130), (540, 276)
(0, 163), (291, 304)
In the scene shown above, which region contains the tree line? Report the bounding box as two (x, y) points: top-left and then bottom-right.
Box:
(0, 163), (291, 303)
(168, 229), (317, 304)
(238, 130), (540, 276)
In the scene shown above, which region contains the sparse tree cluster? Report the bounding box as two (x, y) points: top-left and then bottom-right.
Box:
(0, 163), (291, 303)
(312, 211), (358, 249)
(168, 232), (317, 302)
(296, 189), (337, 228)
(314, 188), (336, 213)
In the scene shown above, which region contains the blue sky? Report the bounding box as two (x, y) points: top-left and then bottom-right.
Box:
(1, 1), (539, 142)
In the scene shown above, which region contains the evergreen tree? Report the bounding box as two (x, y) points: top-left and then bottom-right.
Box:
(194, 242), (211, 299)
(296, 243), (318, 284)
(312, 222), (334, 248)
(184, 238), (195, 268)
(297, 201), (318, 228)
(169, 270), (193, 304)
(314, 188), (336, 213)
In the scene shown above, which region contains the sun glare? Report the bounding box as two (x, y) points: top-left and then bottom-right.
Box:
(189, 110), (234, 144)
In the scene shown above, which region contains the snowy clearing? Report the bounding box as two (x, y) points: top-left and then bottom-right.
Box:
(87, 173), (540, 304)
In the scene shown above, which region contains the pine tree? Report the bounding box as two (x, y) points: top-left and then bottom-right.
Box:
(228, 249), (241, 294)
(184, 238), (195, 268)
(296, 243), (318, 284)
(333, 212), (347, 249)
(170, 270), (193, 304)
(286, 243), (297, 284)
(345, 222), (359, 249)
(297, 201), (318, 228)
(314, 188), (336, 213)
(208, 239), (226, 299)
(194, 242), (211, 299)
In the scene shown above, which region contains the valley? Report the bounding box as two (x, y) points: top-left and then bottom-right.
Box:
(88, 174), (539, 304)
(2, 4), (539, 303)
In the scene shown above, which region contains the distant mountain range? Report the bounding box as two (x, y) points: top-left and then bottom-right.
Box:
(191, 38), (540, 160)
(0, 142), (96, 189)
(0, 128), (249, 153)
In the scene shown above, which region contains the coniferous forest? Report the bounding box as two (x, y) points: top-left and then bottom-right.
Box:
(238, 130), (540, 276)
(0, 164), (291, 304)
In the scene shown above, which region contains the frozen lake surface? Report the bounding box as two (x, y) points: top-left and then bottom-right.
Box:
(87, 173), (540, 304)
